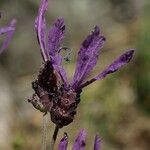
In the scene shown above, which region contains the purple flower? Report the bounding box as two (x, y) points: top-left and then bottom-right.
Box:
(28, 0), (134, 128)
(59, 129), (101, 150)
(58, 133), (68, 150)
(0, 13), (16, 54)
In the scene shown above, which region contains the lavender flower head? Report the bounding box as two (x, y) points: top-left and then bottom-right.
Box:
(0, 13), (16, 54)
(28, 0), (134, 128)
(59, 129), (101, 150)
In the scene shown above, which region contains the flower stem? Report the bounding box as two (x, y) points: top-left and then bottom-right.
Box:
(41, 115), (48, 150)
(49, 125), (59, 150)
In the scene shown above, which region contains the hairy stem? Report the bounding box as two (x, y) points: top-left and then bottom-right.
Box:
(49, 125), (59, 150)
(41, 115), (48, 150)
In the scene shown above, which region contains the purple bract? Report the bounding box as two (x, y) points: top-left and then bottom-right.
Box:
(0, 13), (16, 54)
(59, 129), (101, 150)
(35, 0), (134, 89)
(28, 0), (135, 128)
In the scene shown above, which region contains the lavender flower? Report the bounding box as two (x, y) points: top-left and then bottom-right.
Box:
(59, 129), (101, 150)
(28, 0), (134, 128)
(58, 133), (68, 150)
(0, 13), (16, 54)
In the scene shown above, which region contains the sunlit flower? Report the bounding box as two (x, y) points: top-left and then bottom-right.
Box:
(28, 0), (134, 128)
(0, 13), (16, 54)
(59, 129), (101, 150)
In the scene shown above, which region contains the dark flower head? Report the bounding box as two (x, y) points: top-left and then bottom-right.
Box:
(59, 129), (101, 150)
(0, 13), (16, 54)
(28, 0), (135, 128)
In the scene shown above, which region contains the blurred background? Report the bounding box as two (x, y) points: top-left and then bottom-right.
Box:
(0, 0), (150, 149)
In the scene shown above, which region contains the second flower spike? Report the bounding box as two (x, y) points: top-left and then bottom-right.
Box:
(59, 129), (101, 150)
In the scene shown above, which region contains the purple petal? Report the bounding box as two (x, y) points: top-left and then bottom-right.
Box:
(94, 134), (101, 150)
(48, 17), (65, 56)
(51, 54), (68, 84)
(80, 49), (135, 88)
(48, 18), (67, 84)
(59, 134), (68, 150)
(72, 26), (105, 89)
(0, 19), (16, 54)
(35, 0), (49, 61)
(73, 129), (87, 150)
(0, 27), (14, 35)
(54, 66), (68, 84)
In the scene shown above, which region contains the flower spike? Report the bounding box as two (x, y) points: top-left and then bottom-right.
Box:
(29, 0), (135, 128)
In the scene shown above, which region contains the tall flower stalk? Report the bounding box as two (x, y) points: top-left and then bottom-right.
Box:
(28, 0), (134, 149)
